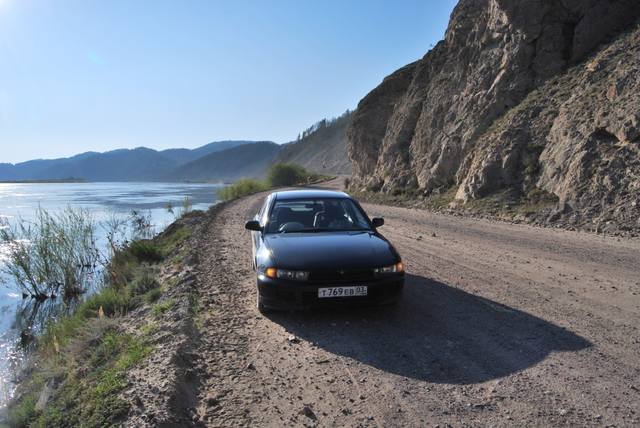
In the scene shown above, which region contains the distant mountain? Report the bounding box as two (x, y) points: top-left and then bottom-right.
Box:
(169, 142), (281, 182)
(0, 163), (17, 180)
(0, 141), (261, 182)
(0, 152), (100, 181)
(40, 148), (178, 181)
(274, 111), (352, 175)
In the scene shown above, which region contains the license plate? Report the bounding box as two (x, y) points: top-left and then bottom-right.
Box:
(318, 286), (368, 298)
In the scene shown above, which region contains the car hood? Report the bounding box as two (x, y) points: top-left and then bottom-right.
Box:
(264, 231), (399, 270)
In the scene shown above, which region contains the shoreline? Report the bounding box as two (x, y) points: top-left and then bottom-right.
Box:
(1, 209), (205, 426)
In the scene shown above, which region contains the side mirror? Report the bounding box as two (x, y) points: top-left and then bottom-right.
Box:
(371, 217), (384, 228)
(245, 220), (262, 231)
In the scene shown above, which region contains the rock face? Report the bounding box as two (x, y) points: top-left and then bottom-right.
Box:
(347, 0), (640, 230)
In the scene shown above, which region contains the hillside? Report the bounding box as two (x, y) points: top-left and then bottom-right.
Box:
(168, 141), (281, 182)
(274, 111), (352, 175)
(347, 0), (640, 233)
(159, 140), (252, 165)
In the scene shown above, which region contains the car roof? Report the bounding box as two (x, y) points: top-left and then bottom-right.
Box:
(272, 189), (351, 200)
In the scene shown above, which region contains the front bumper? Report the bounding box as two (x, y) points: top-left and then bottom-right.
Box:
(257, 274), (404, 310)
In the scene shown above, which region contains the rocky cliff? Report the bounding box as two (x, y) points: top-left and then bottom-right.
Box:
(347, 0), (640, 232)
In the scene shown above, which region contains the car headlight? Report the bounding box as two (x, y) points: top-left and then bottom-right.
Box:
(374, 262), (404, 274)
(265, 268), (309, 281)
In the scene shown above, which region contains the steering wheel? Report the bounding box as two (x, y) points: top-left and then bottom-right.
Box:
(313, 211), (326, 228)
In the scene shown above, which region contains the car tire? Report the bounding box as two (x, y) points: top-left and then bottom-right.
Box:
(256, 288), (270, 314)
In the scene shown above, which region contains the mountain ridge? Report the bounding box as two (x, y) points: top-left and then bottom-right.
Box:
(168, 141), (281, 182)
(0, 141), (270, 182)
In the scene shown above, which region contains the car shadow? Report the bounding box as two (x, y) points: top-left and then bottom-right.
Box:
(265, 274), (591, 384)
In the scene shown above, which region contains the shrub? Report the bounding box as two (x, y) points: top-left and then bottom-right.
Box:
(129, 240), (163, 263)
(218, 179), (269, 201)
(266, 163), (312, 187)
(106, 249), (137, 290)
(144, 287), (162, 304)
(130, 270), (159, 295)
(77, 288), (130, 319)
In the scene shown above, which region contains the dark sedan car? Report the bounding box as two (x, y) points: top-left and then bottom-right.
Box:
(245, 189), (404, 312)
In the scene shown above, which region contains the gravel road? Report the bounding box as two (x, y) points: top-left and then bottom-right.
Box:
(189, 189), (640, 427)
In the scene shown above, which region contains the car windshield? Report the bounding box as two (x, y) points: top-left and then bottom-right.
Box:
(265, 198), (372, 233)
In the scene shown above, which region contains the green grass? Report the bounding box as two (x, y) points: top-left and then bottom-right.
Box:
(129, 240), (163, 263)
(38, 288), (130, 358)
(156, 224), (191, 256)
(6, 324), (152, 428)
(219, 178), (269, 201)
(36, 331), (150, 428)
(151, 299), (174, 318)
(140, 322), (159, 337)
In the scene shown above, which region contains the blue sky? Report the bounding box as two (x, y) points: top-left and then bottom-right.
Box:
(0, 0), (457, 163)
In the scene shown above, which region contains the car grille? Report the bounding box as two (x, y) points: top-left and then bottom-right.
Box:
(308, 268), (375, 283)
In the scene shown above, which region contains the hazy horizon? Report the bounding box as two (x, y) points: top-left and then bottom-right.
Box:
(0, 0), (456, 163)
(1, 140), (276, 164)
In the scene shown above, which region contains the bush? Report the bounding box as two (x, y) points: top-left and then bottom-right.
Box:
(218, 179), (269, 201)
(129, 240), (163, 263)
(77, 288), (130, 319)
(266, 163), (312, 187)
(130, 271), (159, 295)
(144, 287), (162, 304)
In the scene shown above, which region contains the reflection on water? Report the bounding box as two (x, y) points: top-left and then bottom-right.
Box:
(0, 182), (221, 408)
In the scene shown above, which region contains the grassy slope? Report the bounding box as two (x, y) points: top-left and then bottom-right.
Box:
(2, 215), (198, 427)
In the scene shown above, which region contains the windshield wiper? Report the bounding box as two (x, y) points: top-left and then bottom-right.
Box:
(282, 227), (371, 233)
(282, 228), (329, 233)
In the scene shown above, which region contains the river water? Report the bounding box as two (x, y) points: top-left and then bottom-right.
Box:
(0, 182), (222, 408)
